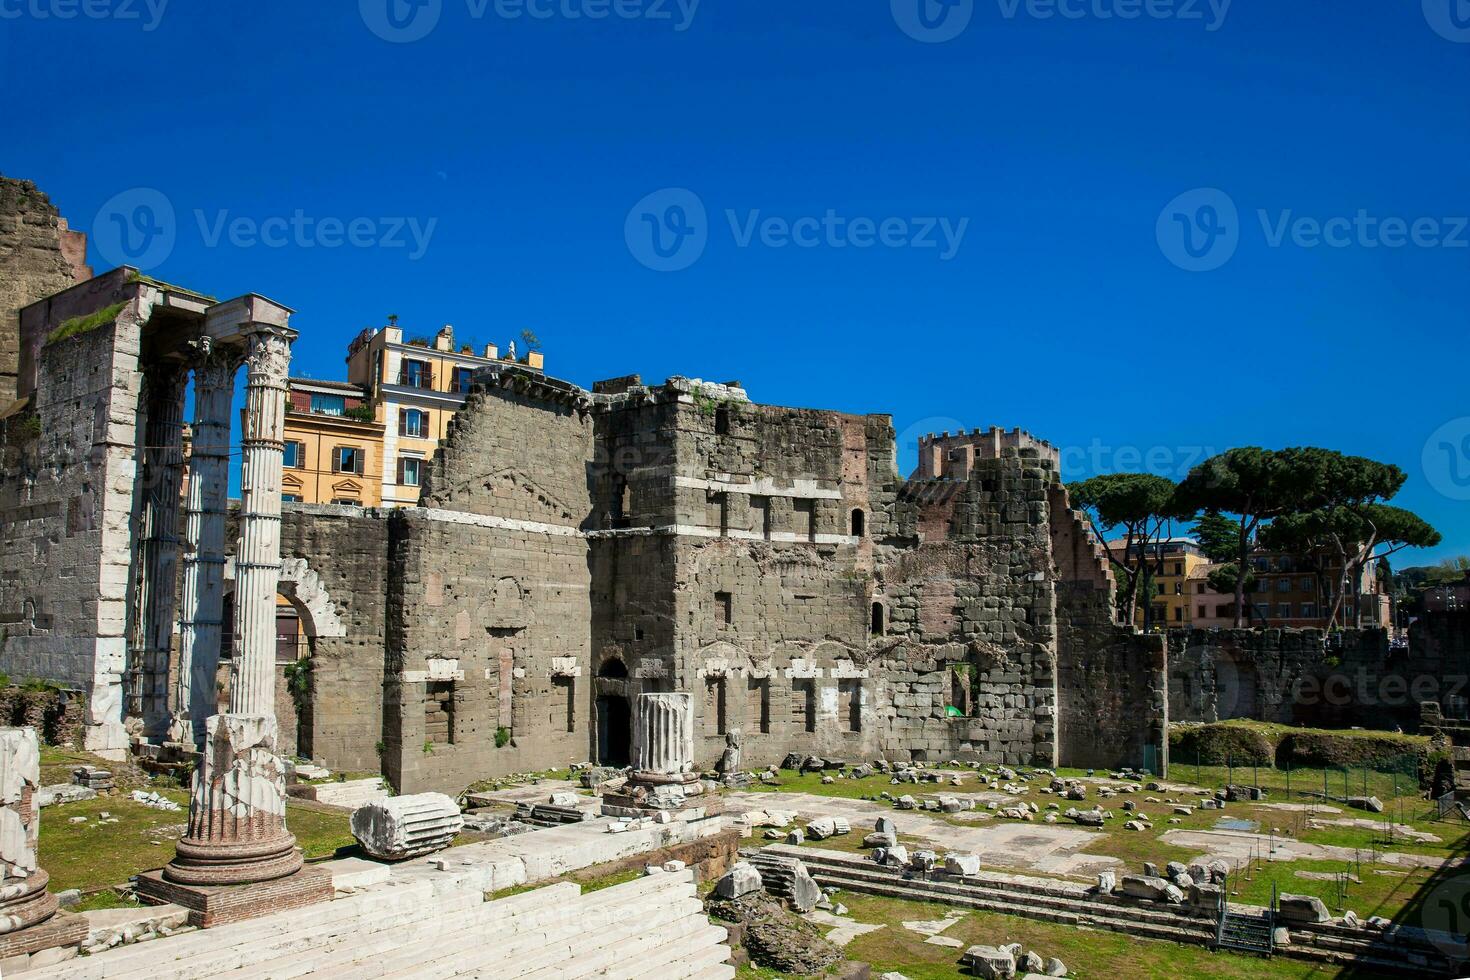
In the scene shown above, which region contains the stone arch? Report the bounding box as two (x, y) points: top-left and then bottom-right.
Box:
(223, 556), (347, 639)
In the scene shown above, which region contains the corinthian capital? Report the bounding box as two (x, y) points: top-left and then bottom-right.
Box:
(242, 326), (296, 383)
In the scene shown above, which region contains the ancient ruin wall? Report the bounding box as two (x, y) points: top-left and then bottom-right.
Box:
(0, 276), (151, 757)
(0, 177), (90, 407)
(277, 505), (392, 772)
(873, 450), (1061, 767)
(387, 379), (597, 793)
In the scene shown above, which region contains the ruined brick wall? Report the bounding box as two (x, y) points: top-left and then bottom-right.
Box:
(0, 177), (90, 407)
(387, 376), (596, 793)
(1048, 482), (1168, 772)
(0, 275), (149, 758)
(1055, 585), (1168, 772)
(872, 449), (1060, 767)
(278, 505), (392, 772)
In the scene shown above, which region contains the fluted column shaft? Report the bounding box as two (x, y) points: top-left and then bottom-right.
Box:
(230, 327), (293, 717)
(173, 342), (239, 745)
(633, 692), (694, 775)
(167, 324), (300, 889)
(132, 364), (189, 739)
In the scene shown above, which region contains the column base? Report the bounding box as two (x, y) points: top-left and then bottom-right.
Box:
(164, 831), (304, 886)
(0, 908), (87, 966)
(163, 713), (302, 887)
(136, 865), (331, 928)
(0, 868), (60, 935)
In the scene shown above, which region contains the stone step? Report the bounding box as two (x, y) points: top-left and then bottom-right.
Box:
(794, 854), (1443, 977)
(356, 873), (701, 980)
(414, 898), (706, 980)
(517, 916), (722, 980)
(622, 927), (733, 980)
(43, 881), (476, 980)
(85, 885), (485, 980)
(804, 866), (1219, 948)
(486, 896), (706, 978)
(225, 882), (586, 980)
(786, 853), (1216, 937)
(683, 964), (737, 980)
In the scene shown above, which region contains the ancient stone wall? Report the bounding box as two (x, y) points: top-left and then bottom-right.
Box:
(872, 450), (1060, 767)
(1055, 584), (1168, 772)
(0, 177), (90, 407)
(0, 275), (150, 757)
(386, 377), (597, 793)
(278, 504), (392, 771)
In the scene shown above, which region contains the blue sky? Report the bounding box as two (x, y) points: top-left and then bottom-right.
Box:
(4, 0), (1467, 564)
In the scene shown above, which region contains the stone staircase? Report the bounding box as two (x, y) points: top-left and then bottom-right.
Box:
(34, 869), (732, 979)
(1215, 906), (1274, 956)
(762, 845), (1454, 977)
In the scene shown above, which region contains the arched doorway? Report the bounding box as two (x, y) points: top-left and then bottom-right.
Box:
(596, 695), (631, 767)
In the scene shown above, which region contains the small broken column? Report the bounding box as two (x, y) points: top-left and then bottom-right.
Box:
(350, 793), (463, 860)
(170, 340), (239, 747)
(633, 691), (695, 776)
(603, 692), (712, 818)
(0, 728), (85, 959)
(0, 728), (56, 931)
(165, 325), (304, 887)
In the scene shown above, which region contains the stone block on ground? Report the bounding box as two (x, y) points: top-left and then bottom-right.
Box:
(963, 943), (1017, 978)
(1277, 893), (1330, 924)
(715, 861), (762, 899)
(350, 792), (463, 860)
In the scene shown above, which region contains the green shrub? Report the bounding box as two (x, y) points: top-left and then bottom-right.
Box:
(495, 726), (511, 748)
(1276, 731), (1423, 776)
(1170, 722), (1273, 765)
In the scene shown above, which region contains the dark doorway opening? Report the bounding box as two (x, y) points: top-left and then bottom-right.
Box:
(596, 694), (632, 767)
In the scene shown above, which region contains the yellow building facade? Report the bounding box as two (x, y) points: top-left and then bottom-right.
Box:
(346, 323), (543, 508)
(281, 378), (385, 506)
(281, 323), (545, 508)
(1106, 537), (1210, 629)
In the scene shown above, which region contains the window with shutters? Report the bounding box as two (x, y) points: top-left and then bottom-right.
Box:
(400, 408), (427, 438)
(333, 446), (364, 474)
(398, 457), (422, 487)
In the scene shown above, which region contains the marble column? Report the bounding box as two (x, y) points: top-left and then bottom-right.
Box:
(170, 341), (239, 747)
(0, 729), (59, 933)
(633, 692), (694, 776)
(131, 363), (189, 740)
(166, 325), (300, 887)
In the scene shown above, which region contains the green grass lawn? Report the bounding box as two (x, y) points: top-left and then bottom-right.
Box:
(731, 759), (1466, 926)
(39, 787), (354, 897)
(834, 893), (1388, 980)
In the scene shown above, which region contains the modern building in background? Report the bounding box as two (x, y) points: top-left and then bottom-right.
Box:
(1106, 537), (1210, 628)
(280, 322), (545, 507)
(281, 378), (384, 506)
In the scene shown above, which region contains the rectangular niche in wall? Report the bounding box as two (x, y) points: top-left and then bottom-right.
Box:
(554, 676), (575, 733)
(791, 678), (815, 733)
(705, 675), (727, 734)
(793, 498), (816, 542)
(838, 678), (862, 733)
(747, 676), (771, 733)
(425, 680), (455, 745)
